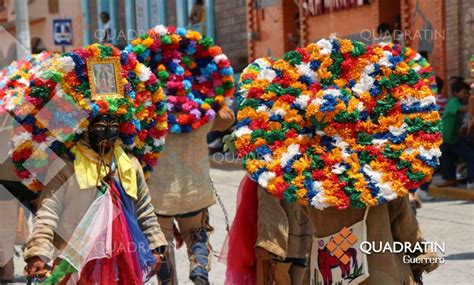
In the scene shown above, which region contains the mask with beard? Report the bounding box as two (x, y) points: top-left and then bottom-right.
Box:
(87, 114), (120, 154)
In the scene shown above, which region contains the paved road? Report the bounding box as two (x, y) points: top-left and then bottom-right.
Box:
(10, 168), (474, 284)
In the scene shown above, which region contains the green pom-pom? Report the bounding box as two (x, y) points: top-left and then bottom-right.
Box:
(240, 98), (259, 109)
(98, 45), (113, 57)
(406, 169), (425, 182)
(266, 84), (284, 95)
(30, 86), (50, 100)
(204, 98), (214, 105)
(107, 99), (118, 113)
(265, 130), (286, 144)
(214, 86), (224, 95)
(351, 41), (366, 57)
(356, 133), (373, 146)
(182, 56), (192, 67)
(161, 35), (172, 45)
(358, 150), (376, 165)
(158, 70), (169, 81)
(133, 44), (147, 55)
(307, 151), (324, 169)
(382, 145), (402, 159)
(283, 185), (298, 202)
(397, 160), (411, 170)
(328, 51), (343, 78)
(250, 129), (265, 142)
(201, 37), (214, 48)
(223, 81), (235, 90)
(310, 116), (328, 131)
(283, 50), (302, 66)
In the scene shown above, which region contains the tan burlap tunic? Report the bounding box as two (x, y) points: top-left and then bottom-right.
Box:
(23, 155), (168, 261)
(148, 122), (215, 216)
(305, 196), (438, 285)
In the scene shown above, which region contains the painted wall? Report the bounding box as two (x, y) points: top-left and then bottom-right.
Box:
(304, 0), (379, 42)
(247, 0), (300, 61)
(404, 0), (446, 84)
(249, 4), (285, 59)
(214, 0), (248, 71)
(445, 0), (473, 81)
(0, 0), (83, 66)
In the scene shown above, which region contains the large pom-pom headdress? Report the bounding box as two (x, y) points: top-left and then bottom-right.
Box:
(127, 25), (235, 133)
(11, 44), (168, 191)
(234, 38), (442, 210)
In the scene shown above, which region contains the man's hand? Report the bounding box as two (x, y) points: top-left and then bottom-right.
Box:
(255, 246), (270, 260)
(148, 253), (163, 277)
(25, 256), (47, 277)
(212, 106), (235, 132)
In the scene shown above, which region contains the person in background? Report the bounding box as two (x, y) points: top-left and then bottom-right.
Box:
(437, 80), (472, 188)
(98, 12), (111, 44)
(31, 38), (46, 54)
(417, 76), (447, 201)
(0, 114), (38, 283)
(392, 15), (404, 45)
(469, 84), (474, 143)
(373, 23), (392, 44)
(435, 76), (447, 114)
(189, 0), (205, 26)
(467, 83), (474, 144)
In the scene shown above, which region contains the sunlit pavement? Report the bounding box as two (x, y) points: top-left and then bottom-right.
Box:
(11, 168), (474, 284)
(417, 199), (474, 284)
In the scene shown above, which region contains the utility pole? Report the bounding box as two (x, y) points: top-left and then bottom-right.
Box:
(15, 0), (31, 59)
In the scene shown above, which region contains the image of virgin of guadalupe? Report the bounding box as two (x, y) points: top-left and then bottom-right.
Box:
(93, 63), (117, 94)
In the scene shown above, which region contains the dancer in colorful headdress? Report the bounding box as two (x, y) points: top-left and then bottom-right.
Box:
(17, 44), (168, 284)
(0, 52), (58, 282)
(226, 39), (442, 284)
(128, 25), (235, 284)
(0, 51), (58, 201)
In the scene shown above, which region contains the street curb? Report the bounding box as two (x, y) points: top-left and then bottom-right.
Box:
(429, 186), (474, 201)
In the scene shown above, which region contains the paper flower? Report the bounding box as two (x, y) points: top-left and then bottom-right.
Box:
(10, 44), (168, 191)
(0, 51), (58, 115)
(234, 39), (442, 210)
(127, 25), (235, 133)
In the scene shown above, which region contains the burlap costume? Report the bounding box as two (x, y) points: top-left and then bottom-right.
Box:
(149, 122), (215, 284)
(23, 146), (168, 262)
(305, 196), (438, 285)
(255, 187), (313, 285)
(149, 108), (235, 284)
(149, 121), (215, 216)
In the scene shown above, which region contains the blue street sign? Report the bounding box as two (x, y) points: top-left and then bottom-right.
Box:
(53, 19), (73, 46)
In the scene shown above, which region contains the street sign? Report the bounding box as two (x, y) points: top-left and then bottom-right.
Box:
(53, 19), (73, 46)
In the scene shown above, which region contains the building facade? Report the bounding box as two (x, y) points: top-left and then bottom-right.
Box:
(0, 0), (471, 81)
(86, 0), (249, 72)
(0, 0), (83, 66)
(246, 0), (473, 86)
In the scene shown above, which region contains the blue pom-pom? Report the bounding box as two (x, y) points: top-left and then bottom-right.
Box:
(181, 124), (193, 133)
(183, 80), (192, 90)
(170, 124), (182, 133)
(220, 67), (234, 76)
(176, 27), (187, 36)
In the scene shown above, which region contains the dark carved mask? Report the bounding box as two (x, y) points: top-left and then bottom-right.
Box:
(87, 114), (120, 154)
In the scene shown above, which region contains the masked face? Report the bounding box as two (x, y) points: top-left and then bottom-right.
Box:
(88, 114), (120, 154)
